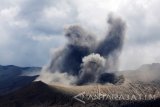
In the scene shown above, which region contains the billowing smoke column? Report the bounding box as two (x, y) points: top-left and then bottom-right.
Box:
(37, 15), (126, 85)
(77, 53), (106, 85)
(96, 15), (126, 71)
(48, 25), (96, 76)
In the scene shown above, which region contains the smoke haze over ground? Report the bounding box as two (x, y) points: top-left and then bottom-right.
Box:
(37, 14), (126, 85)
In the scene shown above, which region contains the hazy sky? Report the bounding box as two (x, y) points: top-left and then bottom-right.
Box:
(0, 0), (160, 70)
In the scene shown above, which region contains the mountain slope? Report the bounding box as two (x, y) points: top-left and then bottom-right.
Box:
(0, 64), (160, 107)
(0, 81), (73, 107)
(123, 63), (160, 82)
(0, 65), (41, 95)
(0, 80), (160, 107)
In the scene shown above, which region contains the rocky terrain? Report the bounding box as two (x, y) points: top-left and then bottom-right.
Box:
(0, 80), (160, 107)
(0, 64), (160, 107)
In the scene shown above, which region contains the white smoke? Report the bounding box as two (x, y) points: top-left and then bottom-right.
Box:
(36, 66), (76, 85)
(77, 53), (106, 85)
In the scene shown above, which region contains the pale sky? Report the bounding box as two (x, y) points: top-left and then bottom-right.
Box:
(0, 0), (160, 70)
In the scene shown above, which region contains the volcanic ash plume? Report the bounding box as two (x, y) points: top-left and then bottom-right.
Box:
(96, 15), (126, 71)
(77, 53), (106, 85)
(48, 25), (96, 76)
(36, 15), (126, 85)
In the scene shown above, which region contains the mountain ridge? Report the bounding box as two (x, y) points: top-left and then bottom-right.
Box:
(0, 63), (160, 107)
(0, 80), (160, 107)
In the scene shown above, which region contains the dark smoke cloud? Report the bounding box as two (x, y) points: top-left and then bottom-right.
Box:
(96, 14), (126, 71)
(48, 25), (96, 76)
(37, 14), (126, 85)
